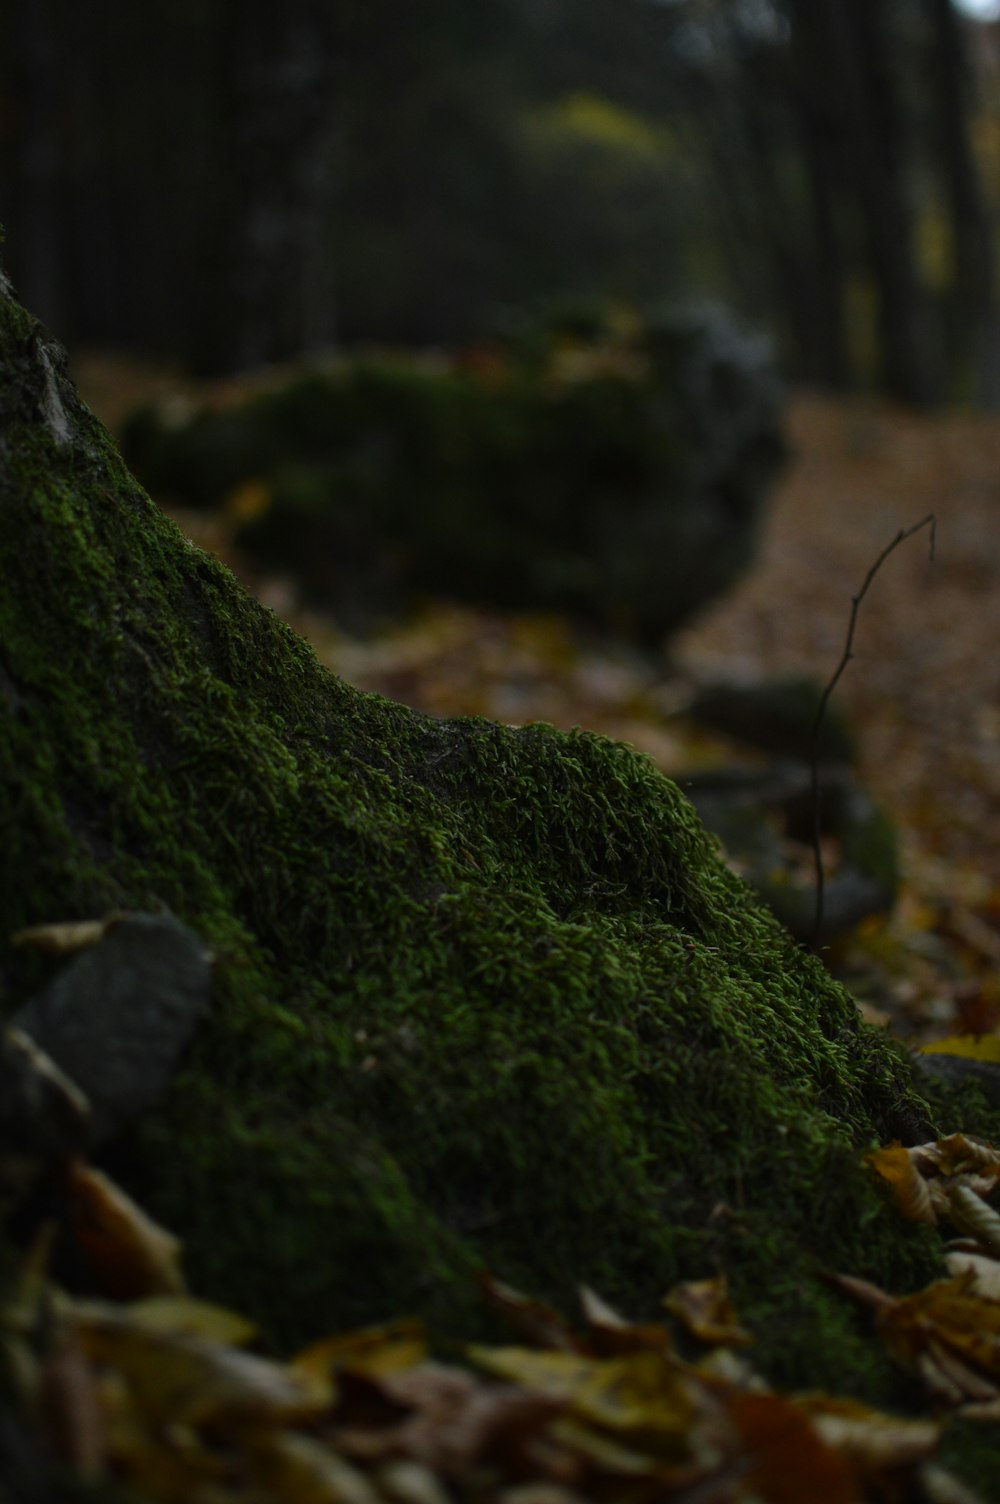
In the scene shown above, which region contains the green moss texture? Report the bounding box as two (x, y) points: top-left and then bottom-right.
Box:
(0, 281), (945, 1402)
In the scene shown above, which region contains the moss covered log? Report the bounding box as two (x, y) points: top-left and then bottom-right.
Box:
(0, 274), (947, 1405)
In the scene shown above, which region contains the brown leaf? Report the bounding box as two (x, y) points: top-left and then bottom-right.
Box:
(479, 1275), (585, 1353)
(578, 1286), (673, 1355)
(824, 1272), (895, 1314)
(66, 1160), (185, 1298)
(663, 1276), (753, 1346)
(384, 1364), (565, 1478)
(876, 1274), (1000, 1401)
(865, 1143), (936, 1225)
(727, 1391), (859, 1504)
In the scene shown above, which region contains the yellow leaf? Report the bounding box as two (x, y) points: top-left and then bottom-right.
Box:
(468, 1345), (697, 1443)
(934, 1133), (1000, 1178)
(866, 1143), (936, 1225)
(920, 1035), (1000, 1064)
(123, 1295), (257, 1347)
(10, 918), (113, 952)
(292, 1318), (426, 1385)
(74, 1306), (330, 1428)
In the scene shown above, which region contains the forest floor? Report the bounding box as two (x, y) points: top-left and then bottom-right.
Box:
(74, 358), (1000, 1047)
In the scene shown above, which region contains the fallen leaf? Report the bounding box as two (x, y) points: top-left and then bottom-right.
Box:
(292, 1318), (426, 1386)
(799, 1393), (940, 1473)
(866, 1143), (936, 1224)
(578, 1285), (672, 1355)
(727, 1391), (858, 1504)
(249, 1430), (381, 1504)
(74, 1304), (330, 1428)
(479, 1275), (585, 1354)
(944, 1250), (1000, 1301)
(10, 918), (114, 952)
(67, 1160), (186, 1298)
(947, 1182), (1000, 1258)
(920, 1035), (1000, 1064)
(875, 1274), (1000, 1401)
(662, 1275), (753, 1347)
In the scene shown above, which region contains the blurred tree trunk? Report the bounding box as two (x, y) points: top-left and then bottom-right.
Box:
(3, 0), (68, 332)
(191, 0), (342, 374)
(785, 0), (934, 404)
(924, 0), (1000, 403)
(785, 12), (852, 389)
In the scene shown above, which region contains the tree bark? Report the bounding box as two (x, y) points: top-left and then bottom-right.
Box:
(786, 0), (934, 403)
(924, 0), (1000, 402)
(192, 0), (342, 373)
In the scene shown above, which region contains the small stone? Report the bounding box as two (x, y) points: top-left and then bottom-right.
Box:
(12, 914), (212, 1143)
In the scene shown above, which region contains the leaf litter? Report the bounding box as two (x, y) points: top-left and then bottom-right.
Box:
(10, 1130), (1000, 1502)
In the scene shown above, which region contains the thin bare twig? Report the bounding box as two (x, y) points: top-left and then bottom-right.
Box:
(810, 513), (936, 948)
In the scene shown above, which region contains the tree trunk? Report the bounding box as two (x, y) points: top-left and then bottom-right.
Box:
(924, 0), (1000, 403)
(0, 270), (944, 1393)
(191, 0), (341, 373)
(786, 0), (935, 402)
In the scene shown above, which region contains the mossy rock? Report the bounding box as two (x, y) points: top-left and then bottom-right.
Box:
(122, 306), (784, 643)
(0, 274), (964, 1422)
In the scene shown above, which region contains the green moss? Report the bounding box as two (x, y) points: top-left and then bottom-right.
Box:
(0, 283), (966, 1427)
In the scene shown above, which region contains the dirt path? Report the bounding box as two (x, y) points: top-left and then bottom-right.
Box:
(676, 393), (1000, 891)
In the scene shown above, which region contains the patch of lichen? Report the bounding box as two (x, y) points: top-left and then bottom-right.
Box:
(0, 286), (949, 1403)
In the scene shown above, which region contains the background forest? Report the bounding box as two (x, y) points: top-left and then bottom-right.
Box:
(3, 0), (1000, 403)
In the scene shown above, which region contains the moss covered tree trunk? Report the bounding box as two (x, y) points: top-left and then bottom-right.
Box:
(0, 272), (944, 1398)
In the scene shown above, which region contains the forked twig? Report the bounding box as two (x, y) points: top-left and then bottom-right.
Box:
(810, 513), (936, 948)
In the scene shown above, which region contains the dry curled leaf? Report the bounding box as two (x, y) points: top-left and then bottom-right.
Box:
(866, 1142), (936, 1225)
(947, 1182), (1000, 1258)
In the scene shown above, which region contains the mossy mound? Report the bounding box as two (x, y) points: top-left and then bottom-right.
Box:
(0, 279), (945, 1405)
(122, 305), (784, 642)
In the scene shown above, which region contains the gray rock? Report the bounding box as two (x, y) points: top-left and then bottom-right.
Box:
(12, 914), (212, 1144)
